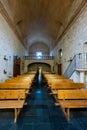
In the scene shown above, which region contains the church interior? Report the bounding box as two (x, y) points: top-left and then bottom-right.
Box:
(0, 0), (87, 130)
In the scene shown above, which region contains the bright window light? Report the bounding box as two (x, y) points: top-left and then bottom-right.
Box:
(36, 52), (42, 59)
(36, 52), (42, 56)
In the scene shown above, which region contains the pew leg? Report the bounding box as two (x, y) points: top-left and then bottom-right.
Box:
(62, 108), (70, 121)
(14, 108), (21, 123)
(62, 108), (67, 117)
(66, 108), (70, 121)
(17, 108), (21, 116)
(14, 108), (17, 123)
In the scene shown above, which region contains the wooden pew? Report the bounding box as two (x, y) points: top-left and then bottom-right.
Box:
(50, 83), (84, 90)
(0, 82), (30, 90)
(50, 83), (84, 99)
(17, 74), (35, 79)
(44, 73), (65, 79)
(0, 89), (26, 122)
(6, 73), (35, 82)
(56, 89), (87, 121)
(5, 78), (32, 88)
(6, 78), (32, 83)
(16, 76), (34, 81)
(47, 79), (73, 87)
(4, 74), (35, 94)
(44, 73), (74, 85)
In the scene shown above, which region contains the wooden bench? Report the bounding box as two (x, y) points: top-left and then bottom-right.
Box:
(0, 82), (30, 89)
(6, 78), (32, 83)
(46, 79), (72, 86)
(0, 82), (31, 96)
(7, 74), (34, 80)
(55, 89), (87, 121)
(50, 83), (84, 90)
(50, 83), (84, 100)
(0, 82), (31, 95)
(47, 79), (73, 87)
(44, 73), (74, 86)
(0, 89), (26, 122)
(16, 74), (35, 79)
(5, 78), (32, 88)
(44, 74), (66, 79)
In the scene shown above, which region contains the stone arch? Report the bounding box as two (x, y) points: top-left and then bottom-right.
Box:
(27, 62), (51, 72)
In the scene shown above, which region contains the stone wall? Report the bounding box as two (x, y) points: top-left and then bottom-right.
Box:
(52, 6), (87, 75)
(0, 13), (26, 81)
(24, 59), (54, 73)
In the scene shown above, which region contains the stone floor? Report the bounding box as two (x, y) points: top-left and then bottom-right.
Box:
(0, 74), (87, 130)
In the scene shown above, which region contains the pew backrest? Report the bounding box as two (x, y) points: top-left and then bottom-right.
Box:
(0, 89), (26, 99)
(0, 83), (30, 89)
(57, 89), (87, 100)
(51, 83), (84, 89)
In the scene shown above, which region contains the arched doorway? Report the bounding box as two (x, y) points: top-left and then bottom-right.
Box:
(27, 62), (51, 72)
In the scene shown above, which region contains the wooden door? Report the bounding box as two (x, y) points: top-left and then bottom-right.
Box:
(13, 57), (21, 77)
(58, 64), (62, 75)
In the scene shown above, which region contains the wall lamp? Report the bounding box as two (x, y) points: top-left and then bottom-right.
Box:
(4, 55), (8, 61)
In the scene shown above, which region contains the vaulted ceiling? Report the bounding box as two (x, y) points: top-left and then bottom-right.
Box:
(0, 0), (84, 54)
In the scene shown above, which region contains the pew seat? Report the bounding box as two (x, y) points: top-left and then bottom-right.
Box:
(56, 89), (87, 121)
(0, 89), (26, 122)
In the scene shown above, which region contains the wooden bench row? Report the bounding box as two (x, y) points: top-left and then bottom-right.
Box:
(44, 73), (84, 90)
(0, 89), (26, 122)
(0, 73), (36, 122)
(43, 72), (85, 121)
(55, 89), (87, 121)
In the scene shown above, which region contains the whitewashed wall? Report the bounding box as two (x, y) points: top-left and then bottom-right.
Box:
(52, 7), (87, 76)
(0, 13), (26, 81)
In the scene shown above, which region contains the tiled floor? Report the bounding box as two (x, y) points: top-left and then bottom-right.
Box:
(0, 74), (87, 130)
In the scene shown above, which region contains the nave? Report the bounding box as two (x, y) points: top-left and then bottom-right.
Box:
(0, 73), (87, 130)
(14, 73), (75, 130)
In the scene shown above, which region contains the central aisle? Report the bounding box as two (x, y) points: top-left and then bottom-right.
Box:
(15, 73), (77, 130)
